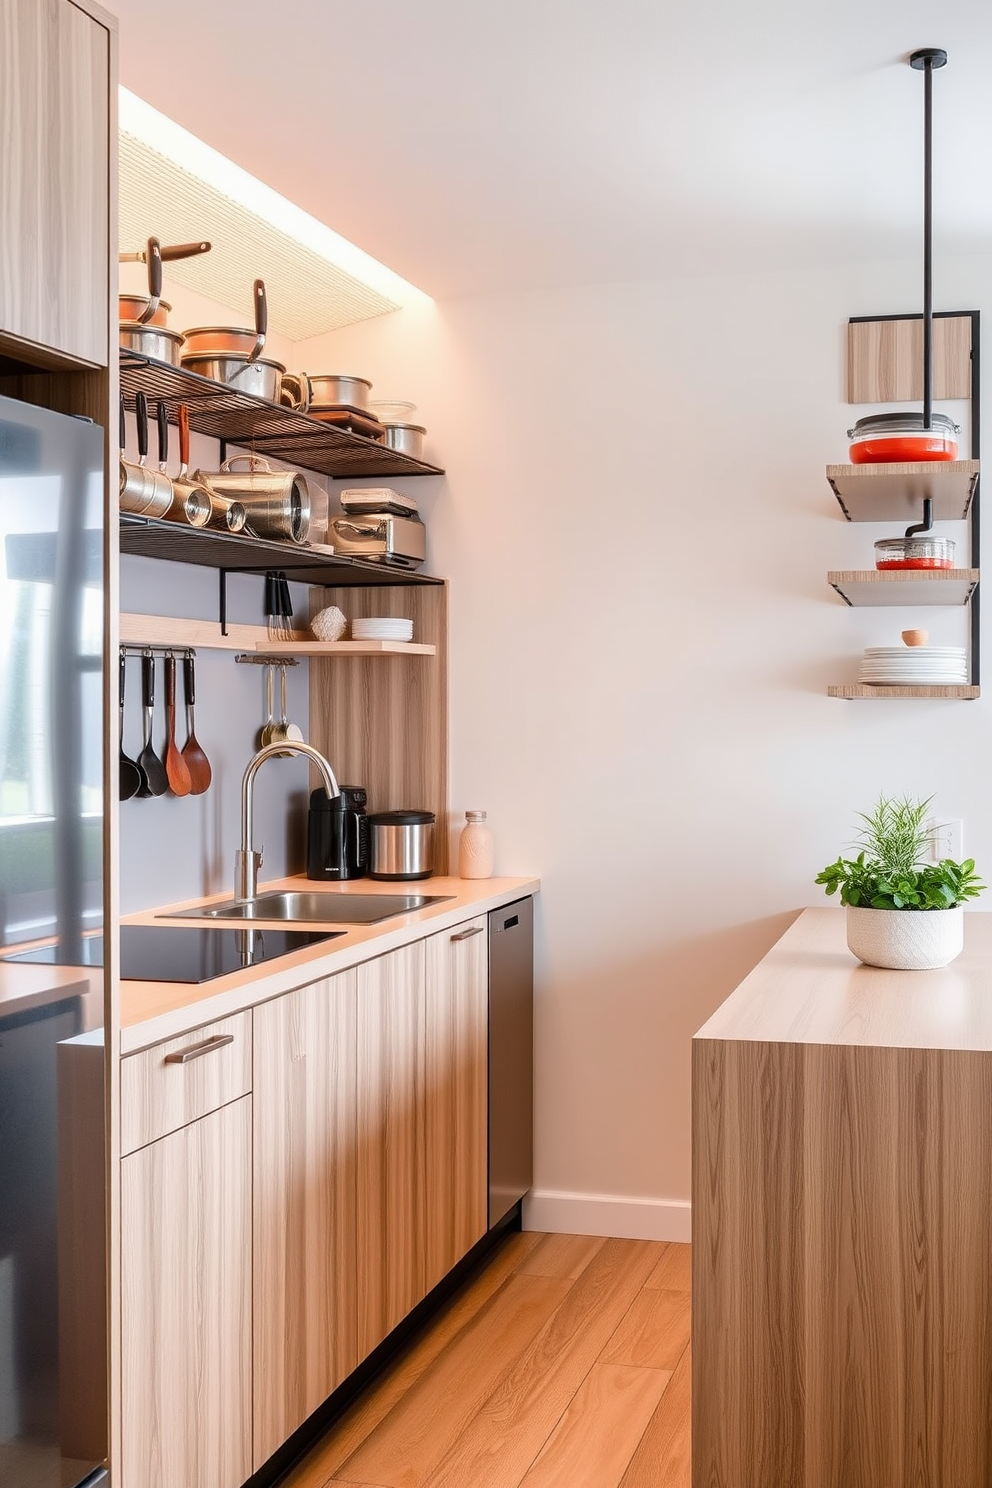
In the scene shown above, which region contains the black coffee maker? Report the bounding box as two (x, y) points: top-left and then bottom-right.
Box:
(306, 785), (369, 880)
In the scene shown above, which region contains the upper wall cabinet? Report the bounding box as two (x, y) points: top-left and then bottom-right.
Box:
(0, 0), (112, 368)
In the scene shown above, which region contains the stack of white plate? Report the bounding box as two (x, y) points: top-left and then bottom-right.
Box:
(859, 646), (968, 685)
(352, 616), (414, 642)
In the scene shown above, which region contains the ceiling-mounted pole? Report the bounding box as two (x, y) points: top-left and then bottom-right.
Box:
(910, 47), (947, 430)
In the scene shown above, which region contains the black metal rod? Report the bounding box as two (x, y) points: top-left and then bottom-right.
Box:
(923, 59), (934, 428)
(910, 47), (947, 427)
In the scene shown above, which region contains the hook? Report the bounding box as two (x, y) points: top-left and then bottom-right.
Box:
(905, 497), (934, 538)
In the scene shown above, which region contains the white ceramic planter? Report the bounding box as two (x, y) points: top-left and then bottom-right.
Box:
(846, 905), (964, 970)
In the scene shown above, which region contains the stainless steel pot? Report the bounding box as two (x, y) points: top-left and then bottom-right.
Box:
(180, 353), (285, 403)
(181, 278), (268, 362)
(119, 321), (185, 366)
(119, 295), (171, 327)
(281, 372), (372, 413)
(119, 391), (174, 517)
(380, 422), (426, 460)
(368, 810), (435, 880)
(195, 455), (311, 544)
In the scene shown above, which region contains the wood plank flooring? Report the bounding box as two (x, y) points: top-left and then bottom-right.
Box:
(281, 1234), (691, 1488)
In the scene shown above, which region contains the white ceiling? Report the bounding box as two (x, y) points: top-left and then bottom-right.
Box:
(110, 0), (992, 301)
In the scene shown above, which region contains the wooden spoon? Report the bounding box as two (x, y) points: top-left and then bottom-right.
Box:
(163, 654), (192, 796)
(181, 653), (212, 795)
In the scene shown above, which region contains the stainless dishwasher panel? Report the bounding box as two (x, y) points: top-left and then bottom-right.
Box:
(488, 897), (534, 1228)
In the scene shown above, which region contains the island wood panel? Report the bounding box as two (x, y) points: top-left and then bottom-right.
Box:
(252, 970), (359, 1469)
(847, 314), (973, 404)
(121, 1095), (252, 1488)
(692, 1033), (992, 1488)
(0, 0), (111, 367)
(308, 583), (449, 872)
(356, 941), (428, 1359)
(423, 916), (489, 1292)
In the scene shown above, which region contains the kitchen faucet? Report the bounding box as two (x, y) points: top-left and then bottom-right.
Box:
(235, 740), (340, 902)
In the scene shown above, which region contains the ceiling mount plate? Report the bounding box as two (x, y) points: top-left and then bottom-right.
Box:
(910, 47), (948, 69)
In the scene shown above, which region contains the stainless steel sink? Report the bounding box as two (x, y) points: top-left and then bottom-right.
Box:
(163, 891), (455, 926)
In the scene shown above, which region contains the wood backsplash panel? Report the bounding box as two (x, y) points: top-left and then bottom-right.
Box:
(308, 584), (449, 872)
(847, 315), (973, 404)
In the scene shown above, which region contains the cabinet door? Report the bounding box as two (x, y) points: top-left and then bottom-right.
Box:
(424, 915), (489, 1291)
(252, 972), (358, 1469)
(0, 0), (110, 365)
(121, 1096), (252, 1488)
(356, 940), (427, 1359)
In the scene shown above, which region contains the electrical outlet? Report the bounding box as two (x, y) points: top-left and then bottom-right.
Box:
(928, 817), (963, 862)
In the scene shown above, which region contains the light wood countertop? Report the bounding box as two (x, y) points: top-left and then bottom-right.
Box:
(695, 905), (992, 1052)
(120, 874), (539, 1053)
(0, 962), (95, 1019)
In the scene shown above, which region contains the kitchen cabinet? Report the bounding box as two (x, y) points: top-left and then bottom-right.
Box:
(424, 915), (489, 1290)
(0, 0), (111, 367)
(121, 1095), (252, 1488)
(356, 939), (429, 1356)
(251, 969), (359, 1469)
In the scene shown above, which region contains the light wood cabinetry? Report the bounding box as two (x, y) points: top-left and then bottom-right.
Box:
(356, 939), (429, 1356)
(0, 0), (111, 367)
(424, 915), (489, 1290)
(120, 1010), (251, 1154)
(121, 1095), (252, 1488)
(251, 970), (359, 1469)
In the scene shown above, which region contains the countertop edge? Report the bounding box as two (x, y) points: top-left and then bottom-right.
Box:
(120, 874), (540, 1054)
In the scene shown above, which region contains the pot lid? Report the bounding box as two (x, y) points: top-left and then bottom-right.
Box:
(369, 809), (435, 825)
(848, 411), (960, 437)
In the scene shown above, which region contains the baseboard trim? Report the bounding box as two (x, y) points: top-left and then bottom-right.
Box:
(522, 1189), (691, 1243)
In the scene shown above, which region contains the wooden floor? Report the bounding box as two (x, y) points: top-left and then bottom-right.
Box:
(281, 1232), (691, 1488)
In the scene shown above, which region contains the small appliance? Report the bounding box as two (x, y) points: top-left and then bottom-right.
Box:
(326, 511), (426, 569)
(368, 809), (435, 880)
(306, 785), (369, 880)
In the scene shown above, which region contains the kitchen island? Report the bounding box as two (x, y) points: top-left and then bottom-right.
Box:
(692, 906), (992, 1488)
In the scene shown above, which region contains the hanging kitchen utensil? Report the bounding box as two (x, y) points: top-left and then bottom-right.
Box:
(277, 663), (304, 746)
(259, 663), (277, 748)
(180, 652), (212, 795)
(119, 391), (175, 517)
(136, 652), (169, 798)
(119, 652), (142, 801)
(162, 653), (192, 796)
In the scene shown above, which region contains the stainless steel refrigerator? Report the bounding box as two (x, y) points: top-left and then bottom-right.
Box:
(0, 394), (108, 1488)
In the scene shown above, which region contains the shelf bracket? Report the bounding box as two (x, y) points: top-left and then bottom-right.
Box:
(905, 497), (934, 537)
(219, 568), (228, 636)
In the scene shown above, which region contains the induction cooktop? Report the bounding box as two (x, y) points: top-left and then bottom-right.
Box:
(3, 924), (344, 983)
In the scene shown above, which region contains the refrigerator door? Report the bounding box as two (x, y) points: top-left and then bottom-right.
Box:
(488, 897), (534, 1228)
(0, 395), (106, 1487)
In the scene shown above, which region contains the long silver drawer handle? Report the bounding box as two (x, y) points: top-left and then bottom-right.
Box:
(451, 925), (485, 942)
(164, 1033), (235, 1065)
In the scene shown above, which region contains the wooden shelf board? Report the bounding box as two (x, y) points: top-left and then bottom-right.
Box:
(119, 614), (434, 656)
(827, 569), (979, 607)
(828, 684), (980, 700)
(825, 460), (980, 523)
(254, 640), (435, 656)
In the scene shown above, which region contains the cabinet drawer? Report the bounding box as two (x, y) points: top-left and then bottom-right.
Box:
(121, 1012), (252, 1155)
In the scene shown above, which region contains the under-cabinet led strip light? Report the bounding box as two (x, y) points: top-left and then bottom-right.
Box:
(118, 87), (432, 318)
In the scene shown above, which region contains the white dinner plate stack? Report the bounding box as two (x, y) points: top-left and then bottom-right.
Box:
(859, 646), (968, 685)
(352, 616), (414, 642)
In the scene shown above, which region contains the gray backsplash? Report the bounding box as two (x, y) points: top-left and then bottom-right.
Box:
(118, 554), (314, 914)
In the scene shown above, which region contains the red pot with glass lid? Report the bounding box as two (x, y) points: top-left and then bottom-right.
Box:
(848, 411), (959, 464)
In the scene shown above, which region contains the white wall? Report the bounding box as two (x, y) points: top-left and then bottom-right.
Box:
(265, 255), (992, 1237)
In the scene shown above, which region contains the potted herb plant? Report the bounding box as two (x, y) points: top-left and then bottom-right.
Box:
(815, 794), (984, 969)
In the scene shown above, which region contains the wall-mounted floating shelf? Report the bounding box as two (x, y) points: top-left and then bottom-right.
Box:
(827, 569), (979, 607)
(119, 613), (435, 656)
(828, 684), (980, 700)
(826, 461), (979, 523)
